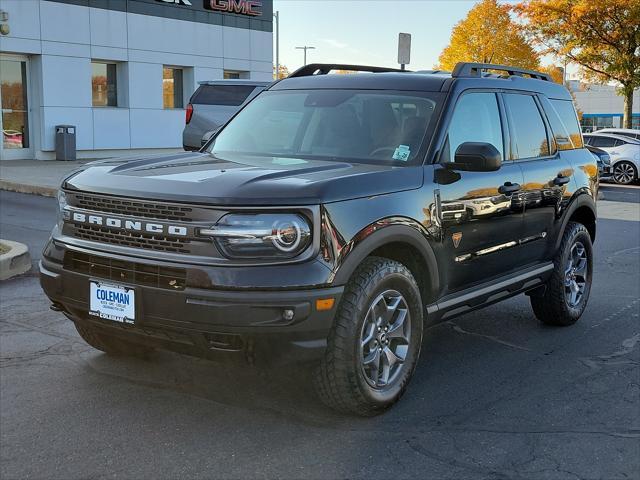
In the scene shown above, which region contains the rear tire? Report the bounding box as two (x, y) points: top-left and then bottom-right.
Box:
(530, 222), (593, 326)
(315, 257), (423, 416)
(612, 161), (637, 185)
(75, 322), (153, 357)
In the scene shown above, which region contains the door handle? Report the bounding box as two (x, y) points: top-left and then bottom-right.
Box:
(498, 182), (521, 195)
(553, 174), (570, 186)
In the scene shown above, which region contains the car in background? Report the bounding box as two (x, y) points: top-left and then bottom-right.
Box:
(583, 133), (640, 185)
(596, 128), (640, 141)
(182, 80), (271, 151)
(585, 145), (612, 181)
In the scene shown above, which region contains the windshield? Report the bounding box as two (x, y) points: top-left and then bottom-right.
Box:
(207, 89), (442, 165)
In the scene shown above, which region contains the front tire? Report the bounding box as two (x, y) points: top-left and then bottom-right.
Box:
(612, 161), (637, 185)
(315, 257), (423, 416)
(530, 222), (593, 326)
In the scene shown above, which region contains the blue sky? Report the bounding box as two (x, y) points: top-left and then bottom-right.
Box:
(272, 0), (574, 75)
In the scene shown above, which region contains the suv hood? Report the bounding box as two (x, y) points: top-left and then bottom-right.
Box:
(64, 152), (424, 205)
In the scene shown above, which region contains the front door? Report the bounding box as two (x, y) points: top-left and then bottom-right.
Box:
(435, 91), (526, 292)
(0, 55), (32, 160)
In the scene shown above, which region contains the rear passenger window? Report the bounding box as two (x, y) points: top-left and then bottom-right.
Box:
(503, 94), (550, 159)
(549, 99), (584, 148)
(191, 85), (257, 106)
(443, 92), (504, 163)
(590, 136), (617, 148)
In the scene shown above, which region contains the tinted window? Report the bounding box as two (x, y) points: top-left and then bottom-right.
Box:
(549, 99), (584, 148)
(590, 136), (618, 148)
(210, 90), (441, 165)
(504, 94), (550, 159)
(192, 85), (258, 106)
(443, 92), (503, 163)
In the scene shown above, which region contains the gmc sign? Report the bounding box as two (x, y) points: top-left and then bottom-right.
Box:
(205, 0), (262, 16)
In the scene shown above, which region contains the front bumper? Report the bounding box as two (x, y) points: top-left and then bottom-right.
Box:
(40, 245), (343, 363)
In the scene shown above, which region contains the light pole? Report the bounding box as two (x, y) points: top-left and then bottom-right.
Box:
(273, 11), (279, 79)
(295, 46), (315, 66)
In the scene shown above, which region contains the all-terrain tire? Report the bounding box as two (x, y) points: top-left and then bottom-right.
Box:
(315, 257), (423, 416)
(531, 221), (593, 326)
(75, 322), (153, 357)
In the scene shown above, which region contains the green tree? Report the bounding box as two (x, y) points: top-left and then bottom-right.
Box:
(438, 0), (540, 71)
(514, 0), (640, 128)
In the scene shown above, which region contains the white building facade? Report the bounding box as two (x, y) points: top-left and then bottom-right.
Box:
(568, 81), (640, 132)
(0, 0), (273, 160)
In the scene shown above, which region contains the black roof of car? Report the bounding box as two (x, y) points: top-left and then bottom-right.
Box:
(270, 62), (572, 101)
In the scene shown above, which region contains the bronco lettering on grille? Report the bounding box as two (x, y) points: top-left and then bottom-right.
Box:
(71, 212), (188, 237)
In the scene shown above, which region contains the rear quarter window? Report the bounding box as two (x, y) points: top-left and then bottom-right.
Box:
(191, 85), (258, 106)
(549, 99), (584, 149)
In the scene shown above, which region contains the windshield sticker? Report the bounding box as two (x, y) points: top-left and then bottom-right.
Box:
(392, 145), (411, 161)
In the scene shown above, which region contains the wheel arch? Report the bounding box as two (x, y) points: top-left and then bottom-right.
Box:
(557, 192), (597, 248)
(331, 221), (440, 304)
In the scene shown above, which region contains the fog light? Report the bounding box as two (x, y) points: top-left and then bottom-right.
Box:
(282, 309), (295, 321)
(316, 298), (335, 311)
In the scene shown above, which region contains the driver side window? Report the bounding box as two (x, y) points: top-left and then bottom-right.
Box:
(443, 92), (504, 163)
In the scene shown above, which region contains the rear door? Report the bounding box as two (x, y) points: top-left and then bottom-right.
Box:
(504, 93), (577, 264)
(435, 91), (526, 292)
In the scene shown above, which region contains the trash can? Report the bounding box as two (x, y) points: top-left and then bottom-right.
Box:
(55, 125), (76, 161)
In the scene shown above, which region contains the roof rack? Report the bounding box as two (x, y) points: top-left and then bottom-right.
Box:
(452, 62), (552, 82)
(289, 63), (407, 78)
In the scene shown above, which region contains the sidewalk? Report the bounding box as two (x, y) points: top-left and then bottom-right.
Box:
(0, 160), (92, 197)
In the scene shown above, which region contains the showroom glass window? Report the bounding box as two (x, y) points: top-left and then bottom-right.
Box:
(163, 67), (183, 109)
(91, 62), (117, 107)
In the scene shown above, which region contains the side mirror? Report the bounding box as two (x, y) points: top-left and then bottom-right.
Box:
(446, 142), (502, 172)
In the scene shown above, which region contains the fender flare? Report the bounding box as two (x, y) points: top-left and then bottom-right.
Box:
(331, 221), (440, 302)
(555, 190), (597, 249)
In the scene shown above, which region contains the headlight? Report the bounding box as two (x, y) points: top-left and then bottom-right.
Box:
(601, 154), (611, 166)
(57, 190), (69, 230)
(200, 213), (312, 259)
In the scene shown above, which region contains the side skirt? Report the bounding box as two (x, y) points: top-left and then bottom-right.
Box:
(425, 263), (554, 324)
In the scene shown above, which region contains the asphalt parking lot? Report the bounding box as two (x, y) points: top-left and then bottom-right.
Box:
(1, 185), (638, 480)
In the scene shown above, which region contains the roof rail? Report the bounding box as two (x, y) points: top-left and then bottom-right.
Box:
(452, 62), (552, 82)
(289, 63), (407, 78)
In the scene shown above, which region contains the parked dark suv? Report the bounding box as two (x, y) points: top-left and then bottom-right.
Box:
(41, 63), (597, 416)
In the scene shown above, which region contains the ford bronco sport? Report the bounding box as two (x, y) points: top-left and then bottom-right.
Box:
(41, 63), (597, 416)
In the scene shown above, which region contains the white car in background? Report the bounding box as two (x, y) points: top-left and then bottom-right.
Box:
(596, 128), (640, 141)
(583, 133), (640, 185)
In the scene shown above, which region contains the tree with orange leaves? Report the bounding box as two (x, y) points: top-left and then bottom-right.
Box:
(514, 0), (640, 129)
(438, 0), (540, 71)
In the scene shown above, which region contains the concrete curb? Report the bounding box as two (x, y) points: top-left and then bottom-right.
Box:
(0, 240), (32, 281)
(0, 180), (57, 198)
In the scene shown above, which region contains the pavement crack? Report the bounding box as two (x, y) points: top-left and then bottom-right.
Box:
(445, 321), (532, 352)
(579, 333), (640, 370)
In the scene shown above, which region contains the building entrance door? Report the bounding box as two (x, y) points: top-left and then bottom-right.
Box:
(0, 55), (33, 160)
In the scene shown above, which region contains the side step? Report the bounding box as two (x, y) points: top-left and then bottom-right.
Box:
(426, 263), (553, 323)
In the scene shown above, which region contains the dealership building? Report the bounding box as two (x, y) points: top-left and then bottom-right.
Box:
(0, 0), (273, 160)
(567, 81), (640, 132)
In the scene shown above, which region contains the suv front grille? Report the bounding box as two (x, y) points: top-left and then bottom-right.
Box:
(74, 193), (193, 221)
(74, 224), (190, 254)
(64, 251), (187, 290)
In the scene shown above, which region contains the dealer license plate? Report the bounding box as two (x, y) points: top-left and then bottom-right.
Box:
(89, 281), (135, 324)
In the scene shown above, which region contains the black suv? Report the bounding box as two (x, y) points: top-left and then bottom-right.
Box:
(41, 63), (597, 416)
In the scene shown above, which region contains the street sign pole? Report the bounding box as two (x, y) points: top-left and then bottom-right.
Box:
(398, 32), (411, 71)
